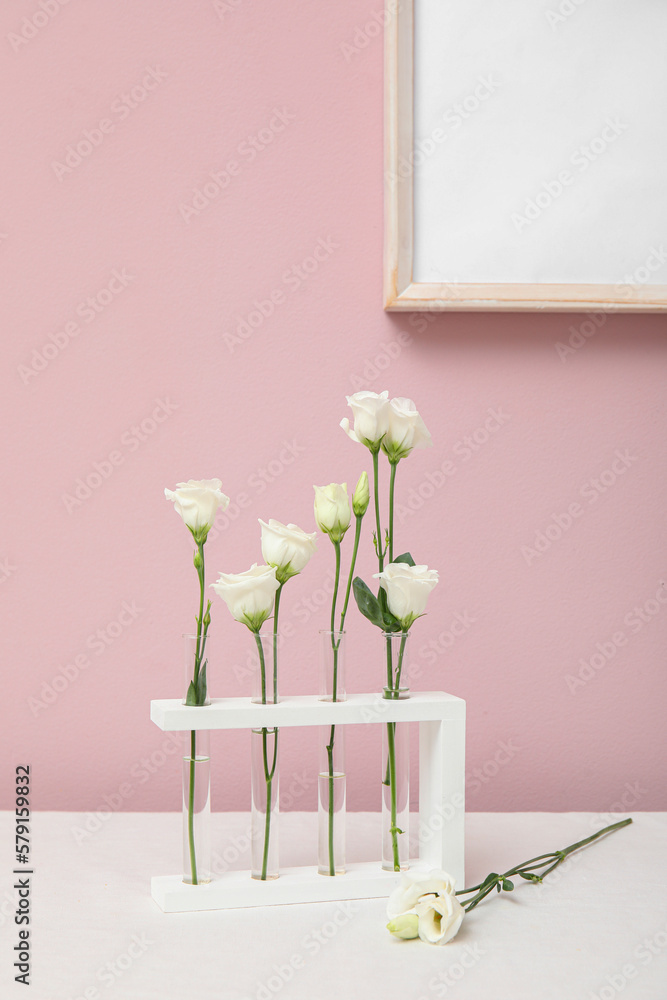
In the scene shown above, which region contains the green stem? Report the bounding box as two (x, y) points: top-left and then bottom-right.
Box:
(372, 448), (384, 573)
(258, 586), (283, 879)
(382, 631), (409, 855)
(254, 632), (267, 704)
(193, 542), (205, 682)
(339, 514), (362, 635)
(255, 631), (271, 880)
(330, 541), (341, 639)
(187, 730), (198, 885)
(327, 741), (335, 876)
(385, 720), (401, 871)
(388, 460), (398, 563)
(383, 635), (393, 786)
(326, 540), (342, 876)
(394, 629), (409, 692)
(199, 601), (211, 672)
(272, 583), (283, 705)
(456, 818), (632, 911)
(385, 632), (393, 693)
(187, 540), (206, 886)
(260, 726), (279, 880)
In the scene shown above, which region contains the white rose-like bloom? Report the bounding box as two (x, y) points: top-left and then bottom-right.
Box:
(210, 564), (279, 632)
(415, 891), (465, 945)
(340, 390), (390, 449)
(374, 562), (439, 629)
(386, 869), (458, 920)
(164, 478), (230, 542)
(259, 518), (317, 584)
(313, 483), (351, 543)
(382, 397), (433, 462)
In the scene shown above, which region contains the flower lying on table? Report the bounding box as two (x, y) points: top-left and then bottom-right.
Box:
(387, 817), (632, 945)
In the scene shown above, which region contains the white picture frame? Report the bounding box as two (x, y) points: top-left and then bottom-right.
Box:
(384, 0), (667, 312)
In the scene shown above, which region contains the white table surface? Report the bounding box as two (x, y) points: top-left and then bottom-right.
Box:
(1, 812), (665, 1000)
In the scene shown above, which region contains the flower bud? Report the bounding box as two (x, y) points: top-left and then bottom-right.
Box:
(352, 471), (370, 517)
(386, 912), (419, 939)
(313, 483), (351, 543)
(193, 549), (204, 571)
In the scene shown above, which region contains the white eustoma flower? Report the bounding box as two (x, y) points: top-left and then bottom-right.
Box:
(382, 397), (433, 462)
(415, 891), (465, 945)
(374, 562), (439, 629)
(386, 869), (457, 919)
(164, 478), (229, 542)
(313, 483), (351, 543)
(259, 518), (317, 584)
(340, 390), (390, 449)
(210, 564), (279, 632)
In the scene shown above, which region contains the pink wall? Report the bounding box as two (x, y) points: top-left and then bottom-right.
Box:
(2, 0), (665, 817)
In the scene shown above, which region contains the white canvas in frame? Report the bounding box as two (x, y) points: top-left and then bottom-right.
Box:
(384, 0), (667, 312)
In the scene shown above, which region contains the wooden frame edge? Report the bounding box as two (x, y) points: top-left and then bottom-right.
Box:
(383, 0), (667, 313)
(388, 281), (667, 313)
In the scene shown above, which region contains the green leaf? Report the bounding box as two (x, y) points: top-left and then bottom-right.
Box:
(185, 680), (198, 706)
(502, 879), (514, 891)
(480, 872), (499, 888)
(382, 609), (401, 632)
(353, 578), (385, 629)
(519, 872), (542, 883)
(393, 552), (416, 567)
(197, 660), (208, 705)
